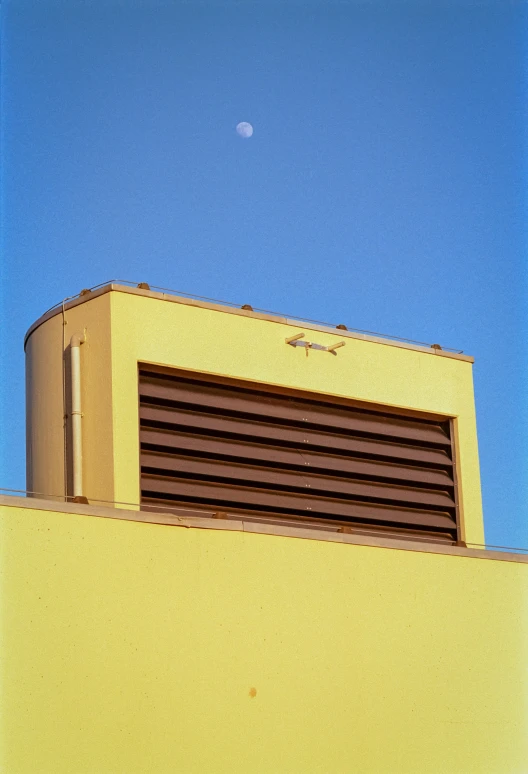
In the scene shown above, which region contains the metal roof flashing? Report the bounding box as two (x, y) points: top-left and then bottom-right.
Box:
(24, 283), (474, 363)
(0, 494), (524, 562)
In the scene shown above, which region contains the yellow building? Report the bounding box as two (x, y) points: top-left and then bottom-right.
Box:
(1, 282), (527, 773)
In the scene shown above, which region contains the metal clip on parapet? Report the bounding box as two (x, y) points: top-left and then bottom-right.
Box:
(286, 332), (346, 357)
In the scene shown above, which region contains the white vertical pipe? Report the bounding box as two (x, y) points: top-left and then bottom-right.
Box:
(70, 333), (85, 499)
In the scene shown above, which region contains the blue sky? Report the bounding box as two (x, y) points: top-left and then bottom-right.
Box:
(1, 0), (526, 549)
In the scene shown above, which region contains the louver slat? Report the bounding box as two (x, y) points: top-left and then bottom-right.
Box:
(140, 377), (451, 448)
(141, 475), (456, 531)
(139, 405), (452, 468)
(140, 429), (454, 489)
(140, 452), (455, 509)
(139, 366), (459, 543)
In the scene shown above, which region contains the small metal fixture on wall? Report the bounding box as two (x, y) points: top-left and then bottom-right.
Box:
(285, 332), (345, 357)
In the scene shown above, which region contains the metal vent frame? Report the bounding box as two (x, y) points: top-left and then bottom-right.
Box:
(138, 364), (461, 545)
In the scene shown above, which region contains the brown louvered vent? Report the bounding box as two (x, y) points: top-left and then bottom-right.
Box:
(139, 365), (459, 544)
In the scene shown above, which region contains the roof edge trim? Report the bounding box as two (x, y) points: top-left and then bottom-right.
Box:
(1, 494), (523, 562)
(24, 283), (475, 362)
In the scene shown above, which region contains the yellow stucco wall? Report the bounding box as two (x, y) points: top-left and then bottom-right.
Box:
(25, 293), (115, 503)
(25, 286), (484, 543)
(25, 311), (65, 500)
(1, 502), (527, 774)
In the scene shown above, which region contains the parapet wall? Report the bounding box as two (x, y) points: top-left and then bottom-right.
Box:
(1, 496), (526, 774)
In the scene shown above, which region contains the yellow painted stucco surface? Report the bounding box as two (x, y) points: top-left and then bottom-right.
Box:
(1, 503), (527, 774)
(25, 293), (115, 504)
(26, 287), (485, 544)
(25, 312), (65, 501)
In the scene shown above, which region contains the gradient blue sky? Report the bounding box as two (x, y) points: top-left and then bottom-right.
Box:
(1, 0), (526, 548)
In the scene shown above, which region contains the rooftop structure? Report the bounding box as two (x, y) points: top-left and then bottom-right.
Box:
(1, 282), (526, 773)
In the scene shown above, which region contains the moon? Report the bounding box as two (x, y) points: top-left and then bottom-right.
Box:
(236, 121), (253, 138)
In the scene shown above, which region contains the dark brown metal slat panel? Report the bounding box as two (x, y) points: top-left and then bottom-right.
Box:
(139, 377), (451, 447)
(141, 474), (457, 532)
(139, 405), (453, 468)
(140, 428), (454, 488)
(140, 451), (456, 510)
(138, 366), (459, 543)
(141, 500), (456, 545)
